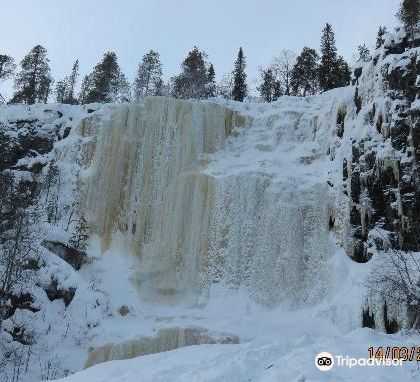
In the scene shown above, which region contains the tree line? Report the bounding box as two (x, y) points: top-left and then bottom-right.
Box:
(0, 0), (419, 106)
(0, 23), (355, 105)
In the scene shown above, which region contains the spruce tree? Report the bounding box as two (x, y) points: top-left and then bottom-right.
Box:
(291, 47), (319, 96)
(376, 26), (388, 49)
(335, 56), (351, 87)
(79, 52), (130, 104)
(11, 45), (53, 104)
(79, 74), (94, 104)
(396, 0), (420, 45)
(0, 55), (16, 103)
(69, 215), (89, 252)
(171, 46), (209, 99)
(55, 80), (67, 104)
(206, 63), (216, 97)
(272, 80), (282, 101)
(232, 47), (247, 102)
(67, 60), (80, 103)
(357, 44), (372, 62)
(134, 50), (163, 101)
(258, 69), (275, 102)
(55, 60), (79, 104)
(319, 23), (338, 92)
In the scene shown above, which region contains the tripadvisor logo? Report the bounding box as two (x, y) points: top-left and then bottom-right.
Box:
(315, 352), (334, 371)
(315, 352), (403, 371)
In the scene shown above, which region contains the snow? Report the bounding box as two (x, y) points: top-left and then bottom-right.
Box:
(54, 328), (420, 382)
(46, 84), (419, 381)
(2, 29), (420, 381)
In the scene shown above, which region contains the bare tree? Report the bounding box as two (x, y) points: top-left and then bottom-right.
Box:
(365, 230), (420, 329)
(217, 73), (234, 99)
(271, 49), (297, 96)
(0, 173), (36, 330)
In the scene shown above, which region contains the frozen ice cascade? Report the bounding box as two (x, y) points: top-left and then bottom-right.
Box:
(81, 95), (350, 308)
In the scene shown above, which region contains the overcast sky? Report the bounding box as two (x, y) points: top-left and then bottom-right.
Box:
(0, 0), (400, 96)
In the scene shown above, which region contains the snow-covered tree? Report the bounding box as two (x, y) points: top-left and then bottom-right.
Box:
(69, 215), (89, 252)
(114, 72), (131, 103)
(55, 60), (80, 104)
(10, 45), (53, 104)
(376, 26), (388, 49)
(134, 50), (163, 101)
(217, 73), (234, 99)
(258, 69), (277, 102)
(271, 49), (296, 96)
(0, 173), (36, 330)
(367, 249), (420, 329)
(171, 46), (210, 99)
(397, 0), (420, 45)
(291, 47), (319, 96)
(79, 52), (130, 104)
(0, 55), (16, 103)
(232, 47), (247, 102)
(357, 44), (372, 62)
(206, 63), (216, 97)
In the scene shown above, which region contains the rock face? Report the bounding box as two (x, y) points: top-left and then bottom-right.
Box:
(347, 36), (420, 263)
(42, 240), (86, 270)
(0, 105), (98, 375)
(84, 327), (240, 369)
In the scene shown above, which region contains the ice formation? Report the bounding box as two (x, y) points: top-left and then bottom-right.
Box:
(81, 96), (344, 307)
(84, 327), (239, 368)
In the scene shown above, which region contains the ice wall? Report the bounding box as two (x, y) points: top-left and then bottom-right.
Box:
(84, 327), (239, 369)
(83, 96), (337, 306)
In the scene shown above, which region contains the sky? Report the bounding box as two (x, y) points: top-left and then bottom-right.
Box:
(0, 0), (401, 97)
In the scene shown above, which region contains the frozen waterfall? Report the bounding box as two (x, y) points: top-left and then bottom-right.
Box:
(82, 96), (337, 306)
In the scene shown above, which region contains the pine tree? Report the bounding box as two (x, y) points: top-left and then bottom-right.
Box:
(171, 47), (210, 99)
(396, 0), (420, 45)
(258, 69), (275, 102)
(134, 50), (163, 101)
(55, 60), (80, 104)
(291, 47), (319, 96)
(10, 45), (53, 104)
(232, 47), (247, 102)
(0, 54), (16, 103)
(376, 26), (388, 48)
(69, 215), (89, 252)
(357, 44), (372, 62)
(79, 52), (130, 104)
(319, 23), (339, 92)
(206, 63), (216, 97)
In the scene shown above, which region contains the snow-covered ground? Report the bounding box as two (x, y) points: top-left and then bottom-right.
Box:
(49, 236), (420, 382)
(54, 329), (420, 382)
